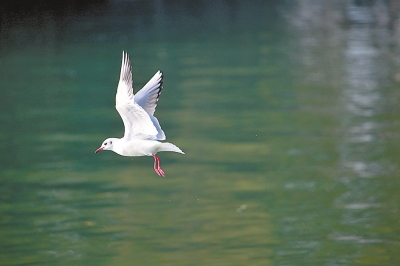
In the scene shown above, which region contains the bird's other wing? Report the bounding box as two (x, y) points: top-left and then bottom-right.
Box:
(115, 51), (158, 140)
(149, 114), (166, 140)
(134, 70), (163, 116)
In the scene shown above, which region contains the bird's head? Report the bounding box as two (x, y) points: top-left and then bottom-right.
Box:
(95, 138), (116, 153)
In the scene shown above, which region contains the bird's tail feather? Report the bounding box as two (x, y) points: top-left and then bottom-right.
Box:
(159, 142), (184, 154)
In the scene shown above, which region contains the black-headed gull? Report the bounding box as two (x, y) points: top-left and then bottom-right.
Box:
(95, 51), (184, 177)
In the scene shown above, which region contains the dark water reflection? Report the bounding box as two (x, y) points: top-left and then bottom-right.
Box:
(1, 1), (400, 265)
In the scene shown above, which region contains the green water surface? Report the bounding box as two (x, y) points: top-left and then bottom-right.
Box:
(1, 1), (400, 265)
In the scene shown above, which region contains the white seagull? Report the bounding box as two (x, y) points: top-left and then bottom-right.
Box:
(95, 51), (184, 177)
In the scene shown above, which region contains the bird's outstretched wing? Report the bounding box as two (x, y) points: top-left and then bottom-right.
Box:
(115, 51), (159, 140)
(135, 70), (166, 140)
(135, 70), (163, 116)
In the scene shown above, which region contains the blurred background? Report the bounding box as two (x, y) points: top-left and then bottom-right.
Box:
(1, 0), (400, 265)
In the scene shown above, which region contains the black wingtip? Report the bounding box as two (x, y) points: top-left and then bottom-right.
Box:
(158, 71), (163, 97)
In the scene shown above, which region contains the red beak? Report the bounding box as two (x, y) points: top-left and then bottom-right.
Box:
(95, 147), (103, 153)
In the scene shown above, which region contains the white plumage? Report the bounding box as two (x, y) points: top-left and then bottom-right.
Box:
(95, 51), (184, 177)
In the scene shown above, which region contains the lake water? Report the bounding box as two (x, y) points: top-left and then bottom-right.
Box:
(1, 1), (400, 265)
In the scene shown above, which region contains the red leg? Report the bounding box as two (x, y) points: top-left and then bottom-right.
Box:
(157, 156), (165, 177)
(152, 154), (160, 175)
(153, 155), (158, 173)
(152, 154), (165, 177)
(156, 155), (165, 177)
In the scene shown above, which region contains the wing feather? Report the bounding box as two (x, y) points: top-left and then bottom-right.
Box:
(135, 70), (163, 116)
(115, 51), (158, 140)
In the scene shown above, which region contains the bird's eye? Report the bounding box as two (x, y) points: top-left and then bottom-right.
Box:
(104, 142), (107, 145)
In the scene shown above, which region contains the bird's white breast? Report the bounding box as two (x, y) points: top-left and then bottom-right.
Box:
(113, 139), (161, 157)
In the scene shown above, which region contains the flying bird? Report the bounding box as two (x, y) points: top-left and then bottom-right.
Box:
(95, 51), (184, 177)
